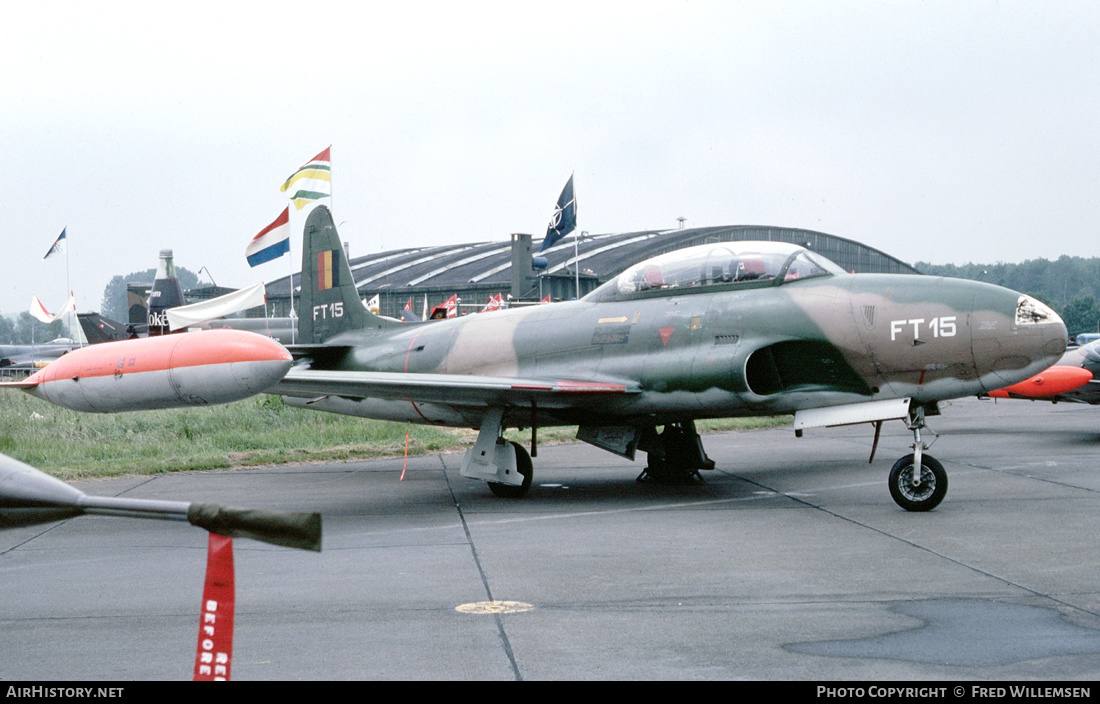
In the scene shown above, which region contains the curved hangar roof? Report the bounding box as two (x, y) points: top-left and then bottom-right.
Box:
(266, 224), (918, 301)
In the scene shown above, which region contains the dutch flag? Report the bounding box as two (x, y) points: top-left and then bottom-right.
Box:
(246, 207), (291, 267)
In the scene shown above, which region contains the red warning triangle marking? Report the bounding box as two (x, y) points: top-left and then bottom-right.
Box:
(659, 327), (675, 346)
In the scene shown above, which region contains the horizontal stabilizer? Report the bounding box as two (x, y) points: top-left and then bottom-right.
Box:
(285, 344), (355, 363)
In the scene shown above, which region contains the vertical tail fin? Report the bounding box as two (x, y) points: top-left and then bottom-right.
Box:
(297, 205), (399, 343)
(77, 312), (138, 343)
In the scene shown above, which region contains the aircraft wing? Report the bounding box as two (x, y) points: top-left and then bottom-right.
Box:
(274, 368), (639, 409)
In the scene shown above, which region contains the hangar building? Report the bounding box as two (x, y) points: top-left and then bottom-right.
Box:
(260, 224), (919, 319)
(127, 225), (918, 324)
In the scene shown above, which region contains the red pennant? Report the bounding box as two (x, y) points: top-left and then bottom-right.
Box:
(400, 430), (409, 481)
(193, 533), (234, 681)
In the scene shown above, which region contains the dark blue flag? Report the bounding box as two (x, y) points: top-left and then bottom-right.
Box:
(43, 228), (67, 260)
(540, 175), (576, 251)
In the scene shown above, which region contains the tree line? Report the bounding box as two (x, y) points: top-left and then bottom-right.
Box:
(0, 315), (67, 346)
(97, 266), (201, 323)
(915, 256), (1100, 337)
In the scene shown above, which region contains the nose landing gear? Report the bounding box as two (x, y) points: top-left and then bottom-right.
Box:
(889, 406), (947, 512)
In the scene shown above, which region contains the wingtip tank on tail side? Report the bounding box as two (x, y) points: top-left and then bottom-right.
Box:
(297, 205), (401, 344)
(0, 330), (293, 413)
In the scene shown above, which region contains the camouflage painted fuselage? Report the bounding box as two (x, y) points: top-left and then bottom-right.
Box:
(284, 237), (1066, 430)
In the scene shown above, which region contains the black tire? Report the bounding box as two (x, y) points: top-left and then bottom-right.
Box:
(638, 424), (704, 484)
(889, 453), (947, 512)
(488, 441), (533, 498)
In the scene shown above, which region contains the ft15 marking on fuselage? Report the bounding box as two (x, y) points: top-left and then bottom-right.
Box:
(889, 317), (956, 341)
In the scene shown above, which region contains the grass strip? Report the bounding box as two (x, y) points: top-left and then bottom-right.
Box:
(0, 391), (789, 480)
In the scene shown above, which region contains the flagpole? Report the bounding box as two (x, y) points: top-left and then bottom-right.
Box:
(288, 205), (296, 344)
(289, 252), (296, 344)
(262, 281), (270, 325)
(65, 227), (70, 302)
(575, 233), (580, 299)
(277, 146), (332, 343)
(63, 227), (74, 343)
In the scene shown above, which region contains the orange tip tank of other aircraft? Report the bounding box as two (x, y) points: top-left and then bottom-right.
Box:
(986, 365), (1093, 399)
(0, 329), (293, 413)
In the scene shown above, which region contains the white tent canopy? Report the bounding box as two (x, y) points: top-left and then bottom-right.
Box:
(167, 282), (267, 331)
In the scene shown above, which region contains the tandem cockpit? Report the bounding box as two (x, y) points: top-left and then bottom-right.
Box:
(584, 241), (848, 302)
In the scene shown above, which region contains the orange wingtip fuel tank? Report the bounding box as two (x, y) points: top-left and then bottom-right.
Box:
(987, 365), (1093, 399)
(2, 329), (293, 413)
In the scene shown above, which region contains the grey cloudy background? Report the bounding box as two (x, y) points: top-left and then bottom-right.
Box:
(3, 1), (1098, 318)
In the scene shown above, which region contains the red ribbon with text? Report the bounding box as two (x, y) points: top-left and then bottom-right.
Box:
(193, 533), (234, 681)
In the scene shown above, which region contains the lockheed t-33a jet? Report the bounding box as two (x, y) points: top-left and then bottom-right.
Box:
(273, 207), (1068, 512)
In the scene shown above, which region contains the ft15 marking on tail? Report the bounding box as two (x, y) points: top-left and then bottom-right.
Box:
(313, 301), (344, 320)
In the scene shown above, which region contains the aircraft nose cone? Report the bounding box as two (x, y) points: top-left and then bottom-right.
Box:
(1015, 293), (1068, 357)
(977, 292), (1068, 392)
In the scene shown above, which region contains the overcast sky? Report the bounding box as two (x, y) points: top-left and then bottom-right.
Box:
(3, 0), (1098, 318)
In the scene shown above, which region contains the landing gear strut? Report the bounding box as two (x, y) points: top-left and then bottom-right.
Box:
(889, 406), (947, 512)
(461, 408), (533, 498)
(637, 422), (715, 484)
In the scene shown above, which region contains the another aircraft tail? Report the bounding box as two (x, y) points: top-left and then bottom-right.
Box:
(298, 205), (400, 343)
(77, 313), (140, 344)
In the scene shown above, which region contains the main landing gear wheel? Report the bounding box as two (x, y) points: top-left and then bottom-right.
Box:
(488, 441), (533, 499)
(637, 459), (703, 485)
(889, 453), (947, 512)
(637, 423), (707, 485)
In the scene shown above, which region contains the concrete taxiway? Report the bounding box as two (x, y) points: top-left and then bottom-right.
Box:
(2, 396), (1099, 680)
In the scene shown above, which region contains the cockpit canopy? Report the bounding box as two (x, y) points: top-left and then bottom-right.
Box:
(588, 241), (847, 300)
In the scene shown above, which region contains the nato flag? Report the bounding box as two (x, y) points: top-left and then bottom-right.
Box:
(540, 175), (576, 251)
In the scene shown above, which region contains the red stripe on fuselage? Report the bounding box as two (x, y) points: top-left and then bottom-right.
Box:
(404, 332), (424, 374)
(510, 381), (628, 393)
